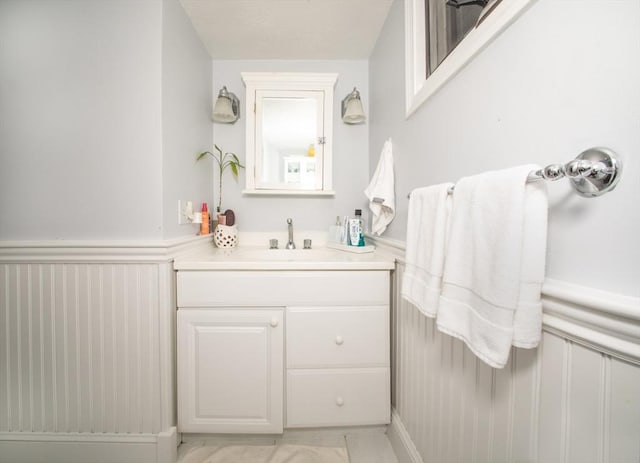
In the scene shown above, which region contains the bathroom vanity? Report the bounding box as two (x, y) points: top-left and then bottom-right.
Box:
(174, 247), (394, 434)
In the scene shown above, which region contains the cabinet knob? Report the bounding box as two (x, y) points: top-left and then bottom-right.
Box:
(270, 318), (279, 328)
(336, 396), (344, 407)
(335, 335), (344, 345)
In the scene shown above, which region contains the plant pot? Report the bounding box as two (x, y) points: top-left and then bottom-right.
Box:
(213, 224), (238, 248)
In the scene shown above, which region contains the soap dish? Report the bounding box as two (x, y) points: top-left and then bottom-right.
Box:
(327, 242), (375, 253)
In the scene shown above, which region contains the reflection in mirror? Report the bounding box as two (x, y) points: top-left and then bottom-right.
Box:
(258, 94), (322, 189)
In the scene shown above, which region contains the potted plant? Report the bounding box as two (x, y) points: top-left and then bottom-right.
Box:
(197, 145), (244, 248)
(196, 144), (244, 214)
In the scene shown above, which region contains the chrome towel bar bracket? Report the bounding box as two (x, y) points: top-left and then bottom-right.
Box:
(528, 147), (622, 197)
(407, 147), (623, 199)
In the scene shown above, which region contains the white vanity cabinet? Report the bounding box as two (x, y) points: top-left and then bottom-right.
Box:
(176, 268), (391, 434)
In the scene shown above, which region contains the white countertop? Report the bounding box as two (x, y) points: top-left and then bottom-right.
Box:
(173, 245), (395, 271)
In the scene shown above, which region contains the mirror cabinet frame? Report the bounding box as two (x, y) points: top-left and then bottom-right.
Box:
(241, 72), (338, 196)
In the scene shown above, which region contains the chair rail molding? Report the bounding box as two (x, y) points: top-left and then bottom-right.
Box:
(368, 234), (640, 363)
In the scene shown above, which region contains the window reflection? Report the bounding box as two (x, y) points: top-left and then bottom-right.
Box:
(425, 0), (487, 76)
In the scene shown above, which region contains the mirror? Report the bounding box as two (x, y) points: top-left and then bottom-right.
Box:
(257, 91), (323, 190)
(242, 72), (337, 195)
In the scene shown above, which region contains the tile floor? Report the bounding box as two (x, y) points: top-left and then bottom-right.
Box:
(178, 427), (399, 463)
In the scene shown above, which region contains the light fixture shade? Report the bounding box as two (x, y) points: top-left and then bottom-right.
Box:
(212, 86), (239, 123)
(341, 87), (366, 124)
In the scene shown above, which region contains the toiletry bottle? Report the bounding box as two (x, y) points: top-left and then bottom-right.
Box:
(341, 216), (350, 245)
(329, 216), (341, 243)
(200, 203), (209, 235)
(348, 209), (363, 246)
(355, 209), (366, 246)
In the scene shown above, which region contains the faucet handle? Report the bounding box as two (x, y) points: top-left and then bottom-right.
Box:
(269, 239), (278, 249)
(287, 218), (293, 224)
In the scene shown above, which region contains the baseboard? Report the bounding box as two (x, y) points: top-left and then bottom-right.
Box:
(0, 428), (177, 463)
(386, 409), (423, 463)
(157, 427), (179, 463)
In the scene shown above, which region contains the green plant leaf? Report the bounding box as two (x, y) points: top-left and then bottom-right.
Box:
(196, 151), (212, 161)
(230, 153), (244, 167)
(230, 163), (238, 177)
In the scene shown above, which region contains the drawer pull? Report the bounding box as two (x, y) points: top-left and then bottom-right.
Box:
(336, 396), (344, 407)
(335, 335), (344, 345)
(270, 318), (279, 328)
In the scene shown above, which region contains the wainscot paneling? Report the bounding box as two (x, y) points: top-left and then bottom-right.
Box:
(0, 237), (211, 463)
(371, 238), (640, 463)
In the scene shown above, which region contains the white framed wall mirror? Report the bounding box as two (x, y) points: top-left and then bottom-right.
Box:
(242, 72), (338, 196)
(405, 0), (535, 117)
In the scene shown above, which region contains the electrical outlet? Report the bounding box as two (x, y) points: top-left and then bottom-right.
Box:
(178, 200), (194, 225)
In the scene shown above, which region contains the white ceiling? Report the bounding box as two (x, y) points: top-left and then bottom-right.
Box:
(179, 0), (394, 60)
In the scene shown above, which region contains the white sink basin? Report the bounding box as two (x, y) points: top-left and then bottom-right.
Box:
(231, 248), (342, 261)
(174, 246), (394, 270)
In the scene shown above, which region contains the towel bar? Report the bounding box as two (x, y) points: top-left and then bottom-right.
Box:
(408, 147), (622, 199)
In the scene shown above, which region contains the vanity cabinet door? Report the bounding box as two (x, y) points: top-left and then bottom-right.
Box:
(177, 309), (284, 434)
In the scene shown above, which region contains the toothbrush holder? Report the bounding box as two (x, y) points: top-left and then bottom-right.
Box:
(213, 224), (238, 248)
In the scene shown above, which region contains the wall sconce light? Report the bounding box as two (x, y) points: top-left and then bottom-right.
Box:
(341, 87), (366, 124)
(212, 86), (240, 123)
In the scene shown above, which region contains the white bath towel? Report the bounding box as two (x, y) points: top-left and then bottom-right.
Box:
(365, 138), (395, 235)
(512, 178), (548, 347)
(436, 165), (548, 368)
(401, 183), (454, 317)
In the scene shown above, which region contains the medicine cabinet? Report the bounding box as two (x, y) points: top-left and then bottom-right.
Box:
(242, 72), (337, 196)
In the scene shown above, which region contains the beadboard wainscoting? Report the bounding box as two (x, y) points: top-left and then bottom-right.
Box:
(371, 238), (640, 463)
(0, 237), (211, 463)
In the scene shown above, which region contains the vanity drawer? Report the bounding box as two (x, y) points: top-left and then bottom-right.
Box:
(177, 270), (389, 307)
(286, 368), (390, 428)
(286, 306), (389, 368)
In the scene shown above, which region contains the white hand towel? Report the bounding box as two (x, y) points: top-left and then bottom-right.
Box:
(401, 183), (454, 317)
(365, 138), (395, 235)
(436, 165), (547, 368)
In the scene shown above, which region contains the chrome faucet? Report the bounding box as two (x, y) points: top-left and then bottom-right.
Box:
(285, 218), (296, 249)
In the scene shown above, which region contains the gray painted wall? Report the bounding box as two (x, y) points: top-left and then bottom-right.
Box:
(369, 0), (640, 297)
(0, 0), (212, 240)
(211, 60), (370, 233)
(161, 0), (213, 239)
